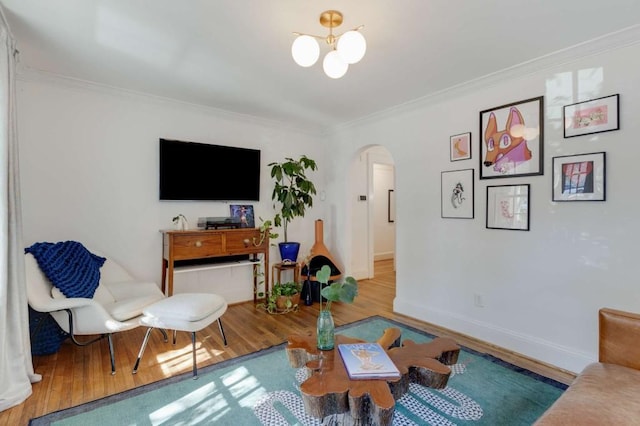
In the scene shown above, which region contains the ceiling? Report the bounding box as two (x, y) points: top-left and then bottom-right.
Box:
(3, 1), (640, 133)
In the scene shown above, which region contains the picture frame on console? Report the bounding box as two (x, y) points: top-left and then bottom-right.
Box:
(230, 204), (255, 228)
(479, 96), (543, 180)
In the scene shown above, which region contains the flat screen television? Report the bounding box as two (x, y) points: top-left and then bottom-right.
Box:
(159, 138), (260, 201)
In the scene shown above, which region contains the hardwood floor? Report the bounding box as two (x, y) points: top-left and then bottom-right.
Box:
(2, 260), (574, 425)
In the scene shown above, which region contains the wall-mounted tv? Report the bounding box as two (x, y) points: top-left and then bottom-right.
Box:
(159, 138), (260, 201)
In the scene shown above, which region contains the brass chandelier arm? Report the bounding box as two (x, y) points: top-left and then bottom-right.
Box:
(292, 25), (365, 42)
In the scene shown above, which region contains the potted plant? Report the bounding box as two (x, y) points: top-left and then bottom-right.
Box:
(269, 155), (318, 263)
(316, 265), (358, 350)
(258, 281), (302, 314)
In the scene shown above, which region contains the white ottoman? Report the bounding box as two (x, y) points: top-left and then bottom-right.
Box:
(132, 293), (228, 378)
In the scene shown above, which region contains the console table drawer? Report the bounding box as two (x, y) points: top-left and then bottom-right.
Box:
(170, 234), (225, 259)
(225, 230), (265, 253)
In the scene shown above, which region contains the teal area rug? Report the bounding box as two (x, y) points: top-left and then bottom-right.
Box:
(30, 316), (565, 425)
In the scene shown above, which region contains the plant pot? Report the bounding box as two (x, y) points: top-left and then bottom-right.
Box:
(278, 242), (300, 263)
(275, 293), (300, 311)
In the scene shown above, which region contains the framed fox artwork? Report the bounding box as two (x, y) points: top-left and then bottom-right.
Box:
(479, 96), (544, 179)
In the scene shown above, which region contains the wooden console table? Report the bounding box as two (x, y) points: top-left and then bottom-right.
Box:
(161, 228), (269, 302)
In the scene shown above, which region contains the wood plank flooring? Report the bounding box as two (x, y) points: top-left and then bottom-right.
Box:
(2, 260), (574, 425)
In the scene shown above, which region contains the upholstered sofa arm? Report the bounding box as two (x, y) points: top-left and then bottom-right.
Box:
(599, 307), (640, 370)
(535, 308), (640, 425)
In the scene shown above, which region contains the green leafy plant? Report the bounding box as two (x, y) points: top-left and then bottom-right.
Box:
(258, 281), (301, 314)
(252, 217), (279, 247)
(269, 155), (318, 242)
(317, 265), (358, 312)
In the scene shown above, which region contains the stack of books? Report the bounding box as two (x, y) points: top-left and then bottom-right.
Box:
(338, 342), (401, 380)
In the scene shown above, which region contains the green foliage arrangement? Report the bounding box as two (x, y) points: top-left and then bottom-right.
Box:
(258, 281), (301, 314)
(317, 265), (358, 312)
(269, 155), (318, 242)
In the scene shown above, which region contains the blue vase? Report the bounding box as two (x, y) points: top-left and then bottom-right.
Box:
(278, 242), (300, 263)
(317, 310), (335, 350)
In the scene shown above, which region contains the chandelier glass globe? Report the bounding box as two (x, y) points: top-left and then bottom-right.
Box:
(291, 35), (320, 67)
(323, 50), (348, 79)
(336, 30), (366, 64)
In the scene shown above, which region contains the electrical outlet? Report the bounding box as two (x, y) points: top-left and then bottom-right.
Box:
(474, 294), (484, 308)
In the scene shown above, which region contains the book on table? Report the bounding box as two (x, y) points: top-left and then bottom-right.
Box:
(338, 342), (401, 380)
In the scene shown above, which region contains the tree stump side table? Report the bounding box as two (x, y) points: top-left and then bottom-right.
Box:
(285, 327), (460, 426)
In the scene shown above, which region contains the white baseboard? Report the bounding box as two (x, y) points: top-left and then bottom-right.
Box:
(394, 297), (593, 374)
(374, 252), (394, 261)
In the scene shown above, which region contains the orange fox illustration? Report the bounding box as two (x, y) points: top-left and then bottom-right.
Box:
(483, 107), (531, 174)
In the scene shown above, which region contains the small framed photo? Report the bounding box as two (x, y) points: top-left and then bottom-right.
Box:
(450, 132), (472, 161)
(479, 96), (544, 179)
(229, 204), (255, 227)
(441, 169), (474, 219)
(563, 94), (619, 138)
(552, 152), (606, 202)
(486, 184), (530, 231)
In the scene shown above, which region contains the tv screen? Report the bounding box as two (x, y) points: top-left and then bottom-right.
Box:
(159, 138), (260, 201)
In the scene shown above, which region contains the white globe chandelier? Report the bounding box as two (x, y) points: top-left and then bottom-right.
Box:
(291, 10), (366, 79)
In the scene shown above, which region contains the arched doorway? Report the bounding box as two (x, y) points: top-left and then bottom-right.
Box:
(349, 145), (395, 279)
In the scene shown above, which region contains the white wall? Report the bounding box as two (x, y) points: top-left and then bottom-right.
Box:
(16, 76), (327, 303)
(327, 37), (640, 373)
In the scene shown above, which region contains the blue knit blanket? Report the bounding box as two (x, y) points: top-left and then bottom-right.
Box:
(25, 241), (106, 298)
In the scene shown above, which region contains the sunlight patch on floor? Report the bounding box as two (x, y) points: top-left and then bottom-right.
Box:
(147, 366), (268, 425)
(155, 343), (226, 375)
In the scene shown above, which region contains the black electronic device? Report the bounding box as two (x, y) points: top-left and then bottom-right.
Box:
(159, 138), (260, 201)
(197, 216), (242, 229)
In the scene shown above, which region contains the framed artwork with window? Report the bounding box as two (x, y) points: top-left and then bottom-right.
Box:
(552, 152), (606, 201)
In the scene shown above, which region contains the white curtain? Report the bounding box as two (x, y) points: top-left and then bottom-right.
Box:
(0, 7), (41, 412)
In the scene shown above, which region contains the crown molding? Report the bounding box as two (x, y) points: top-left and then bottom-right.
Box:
(330, 24), (640, 134)
(15, 65), (321, 137)
(15, 23), (640, 138)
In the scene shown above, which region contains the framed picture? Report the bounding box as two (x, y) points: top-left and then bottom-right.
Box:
(229, 204), (255, 227)
(388, 189), (395, 223)
(486, 184), (530, 231)
(563, 94), (619, 138)
(479, 96), (544, 179)
(552, 152), (606, 201)
(450, 132), (472, 161)
(441, 169), (474, 219)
